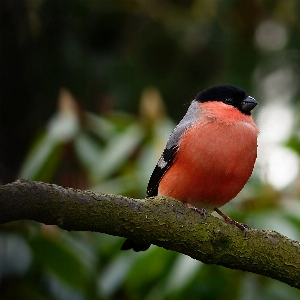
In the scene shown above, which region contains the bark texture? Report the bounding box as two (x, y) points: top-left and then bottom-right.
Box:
(0, 180), (300, 288)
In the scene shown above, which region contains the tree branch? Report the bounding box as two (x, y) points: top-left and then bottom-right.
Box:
(0, 180), (299, 288)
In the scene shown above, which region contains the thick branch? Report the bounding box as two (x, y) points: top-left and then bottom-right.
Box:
(0, 180), (299, 288)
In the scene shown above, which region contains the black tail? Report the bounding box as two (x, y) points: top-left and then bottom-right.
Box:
(121, 239), (151, 252)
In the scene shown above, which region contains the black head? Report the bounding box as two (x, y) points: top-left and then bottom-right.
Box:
(195, 85), (257, 115)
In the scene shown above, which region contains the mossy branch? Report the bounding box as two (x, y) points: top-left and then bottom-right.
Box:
(0, 180), (299, 288)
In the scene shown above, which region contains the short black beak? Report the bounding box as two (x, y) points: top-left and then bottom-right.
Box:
(241, 96), (257, 114)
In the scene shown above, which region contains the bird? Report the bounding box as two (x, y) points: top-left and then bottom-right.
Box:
(121, 85), (259, 251)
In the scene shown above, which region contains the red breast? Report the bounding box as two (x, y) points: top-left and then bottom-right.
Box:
(158, 101), (259, 210)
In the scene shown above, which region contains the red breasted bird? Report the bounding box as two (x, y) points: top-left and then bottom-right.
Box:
(121, 85), (258, 251)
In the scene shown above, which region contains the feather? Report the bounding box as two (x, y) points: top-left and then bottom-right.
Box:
(147, 145), (178, 197)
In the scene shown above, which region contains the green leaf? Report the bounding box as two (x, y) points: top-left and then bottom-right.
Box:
(29, 232), (90, 290)
(0, 234), (32, 277)
(74, 133), (103, 178)
(96, 124), (144, 179)
(97, 251), (139, 297)
(19, 134), (63, 181)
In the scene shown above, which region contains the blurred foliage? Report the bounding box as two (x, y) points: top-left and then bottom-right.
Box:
(2, 0), (300, 299)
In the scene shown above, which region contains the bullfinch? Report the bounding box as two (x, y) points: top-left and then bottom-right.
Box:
(121, 85), (258, 251)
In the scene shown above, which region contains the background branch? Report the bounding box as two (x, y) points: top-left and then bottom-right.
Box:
(0, 180), (299, 289)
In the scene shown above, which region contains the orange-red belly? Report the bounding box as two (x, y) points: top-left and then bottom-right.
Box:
(158, 120), (258, 209)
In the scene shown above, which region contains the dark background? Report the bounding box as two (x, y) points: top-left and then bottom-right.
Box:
(1, 0), (300, 299)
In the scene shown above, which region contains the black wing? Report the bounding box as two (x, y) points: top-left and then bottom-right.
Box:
(146, 145), (178, 197)
(146, 100), (199, 197)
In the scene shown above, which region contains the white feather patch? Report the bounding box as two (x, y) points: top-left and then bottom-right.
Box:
(157, 156), (168, 169)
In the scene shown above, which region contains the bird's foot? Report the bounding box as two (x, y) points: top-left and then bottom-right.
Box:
(186, 203), (207, 219)
(214, 207), (248, 237)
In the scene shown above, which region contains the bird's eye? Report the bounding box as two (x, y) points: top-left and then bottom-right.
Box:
(224, 98), (233, 104)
